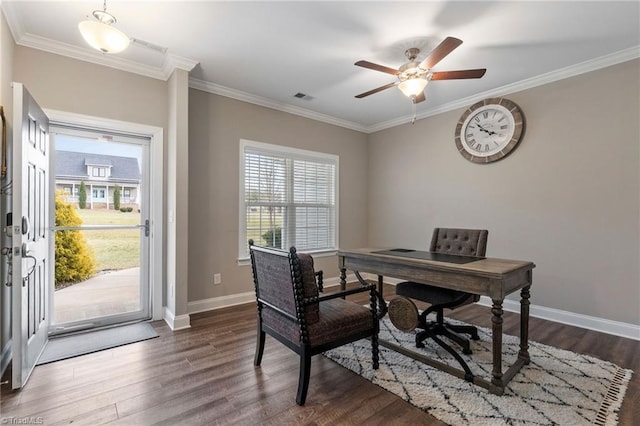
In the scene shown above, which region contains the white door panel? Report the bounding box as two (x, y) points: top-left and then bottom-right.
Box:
(11, 83), (49, 389)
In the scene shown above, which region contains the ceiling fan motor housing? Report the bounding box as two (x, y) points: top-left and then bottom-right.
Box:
(399, 61), (428, 82)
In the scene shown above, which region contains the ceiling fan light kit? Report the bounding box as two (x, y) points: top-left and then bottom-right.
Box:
(398, 77), (428, 97)
(355, 37), (486, 105)
(78, 0), (130, 54)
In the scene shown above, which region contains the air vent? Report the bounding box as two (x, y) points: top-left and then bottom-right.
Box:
(131, 38), (168, 54)
(293, 92), (313, 100)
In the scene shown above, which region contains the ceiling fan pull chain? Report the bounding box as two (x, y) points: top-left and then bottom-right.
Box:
(411, 99), (417, 124)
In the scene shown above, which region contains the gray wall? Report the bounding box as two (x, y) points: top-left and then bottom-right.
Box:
(367, 59), (640, 325)
(3, 34), (636, 343)
(188, 89), (369, 301)
(13, 47), (168, 129)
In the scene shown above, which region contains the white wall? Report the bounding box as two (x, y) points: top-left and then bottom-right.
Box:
(367, 59), (640, 326)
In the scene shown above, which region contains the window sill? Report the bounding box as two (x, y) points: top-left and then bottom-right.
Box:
(237, 248), (338, 266)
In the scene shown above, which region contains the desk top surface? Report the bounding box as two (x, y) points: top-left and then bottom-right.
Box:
(338, 247), (535, 277)
(372, 249), (483, 264)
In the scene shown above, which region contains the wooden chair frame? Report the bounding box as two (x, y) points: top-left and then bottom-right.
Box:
(249, 241), (380, 405)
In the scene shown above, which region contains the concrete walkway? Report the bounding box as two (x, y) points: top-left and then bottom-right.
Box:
(53, 267), (140, 325)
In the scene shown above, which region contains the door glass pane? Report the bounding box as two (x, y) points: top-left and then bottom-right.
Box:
(53, 227), (142, 324)
(52, 134), (146, 328)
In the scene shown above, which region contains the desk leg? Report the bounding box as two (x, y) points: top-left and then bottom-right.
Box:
(339, 267), (347, 292)
(491, 299), (505, 394)
(377, 275), (384, 298)
(519, 286), (531, 364)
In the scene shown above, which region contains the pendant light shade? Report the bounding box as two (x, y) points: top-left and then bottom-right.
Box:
(78, 2), (130, 54)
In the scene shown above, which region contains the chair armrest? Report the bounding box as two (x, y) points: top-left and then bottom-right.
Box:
(315, 270), (323, 292)
(305, 283), (376, 304)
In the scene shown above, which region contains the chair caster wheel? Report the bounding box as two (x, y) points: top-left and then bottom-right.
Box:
(471, 334), (480, 341)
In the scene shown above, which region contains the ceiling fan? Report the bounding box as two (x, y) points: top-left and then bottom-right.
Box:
(354, 37), (486, 103)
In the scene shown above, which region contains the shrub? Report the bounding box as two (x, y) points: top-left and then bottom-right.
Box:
(55, 191), (96, 288)
(119, 207), (133, 212)
(262, 227), (282, 248)
(78, 181), (87, 209)
(113, 185), (121, 210)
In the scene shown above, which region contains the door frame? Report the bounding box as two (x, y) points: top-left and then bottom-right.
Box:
(45, 109), (164, 322)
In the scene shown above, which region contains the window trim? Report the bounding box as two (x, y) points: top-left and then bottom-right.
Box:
(238, 139), (339, 262)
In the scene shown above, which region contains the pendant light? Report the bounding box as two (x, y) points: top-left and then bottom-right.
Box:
(78, 0), (130, 54)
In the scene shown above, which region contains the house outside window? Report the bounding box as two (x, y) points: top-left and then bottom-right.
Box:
(55, 151), (141, 210)
(239, 139), (338, 259)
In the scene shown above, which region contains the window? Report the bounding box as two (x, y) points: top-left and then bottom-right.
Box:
(239, 140), (338, 258)
(123, 188), (131, 198)
(92, 167), (106, 177)
(92, 188), (106, 200)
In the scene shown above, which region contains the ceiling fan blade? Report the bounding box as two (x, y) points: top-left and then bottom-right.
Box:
(418, 37), (463, 70)
(412, 92), (426, 104)
(355, 82), (397, 98)
(355, 60), (400, 75)
(431, 69), (487, 80)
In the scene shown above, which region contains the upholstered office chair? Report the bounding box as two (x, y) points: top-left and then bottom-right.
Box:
(389, 228), (487, 379)
(249, 240), (379, 405)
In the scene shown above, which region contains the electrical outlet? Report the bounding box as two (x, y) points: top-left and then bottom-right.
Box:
(214, 273), (221, 285)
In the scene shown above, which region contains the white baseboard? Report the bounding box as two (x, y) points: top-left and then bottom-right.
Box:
(376, 275), (639, 341)
(185, 274), (355, 315)
(188, 291), (256, 314)
(185, 274), (640, 341)
(476, 296), (640, 341)
(163, 307), (191, 331)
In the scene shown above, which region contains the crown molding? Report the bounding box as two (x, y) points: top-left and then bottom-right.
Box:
(189, 78), (368, 133)
(367, 46), (640, 133)
(20, 32), (170, 79)
(16, 32), (197, 81)
(164, 54), (199, 75)
(2, 1), (197, 81)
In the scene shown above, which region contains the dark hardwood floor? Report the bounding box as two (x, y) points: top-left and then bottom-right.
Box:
(1, 284), (638, 425)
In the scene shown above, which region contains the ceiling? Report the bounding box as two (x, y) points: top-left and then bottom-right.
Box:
(2, 1), (639, 132)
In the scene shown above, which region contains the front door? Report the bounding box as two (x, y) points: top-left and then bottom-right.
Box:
(11, 83), (49, 389)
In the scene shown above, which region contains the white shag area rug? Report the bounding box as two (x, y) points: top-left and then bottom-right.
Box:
(324, 317), (632, 425)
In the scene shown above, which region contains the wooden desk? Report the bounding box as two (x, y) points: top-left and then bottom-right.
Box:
(338, 248), (535, 395)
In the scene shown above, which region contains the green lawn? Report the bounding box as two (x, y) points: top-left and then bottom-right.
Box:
(76, 209), (141, 271)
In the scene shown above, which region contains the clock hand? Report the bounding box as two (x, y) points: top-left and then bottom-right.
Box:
(477, 124), (497, 136)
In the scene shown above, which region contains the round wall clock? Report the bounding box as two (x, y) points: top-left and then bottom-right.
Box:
(454, 98), (525, 163)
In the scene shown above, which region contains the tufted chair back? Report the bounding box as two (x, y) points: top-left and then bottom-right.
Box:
(430, 228), (488, 257)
